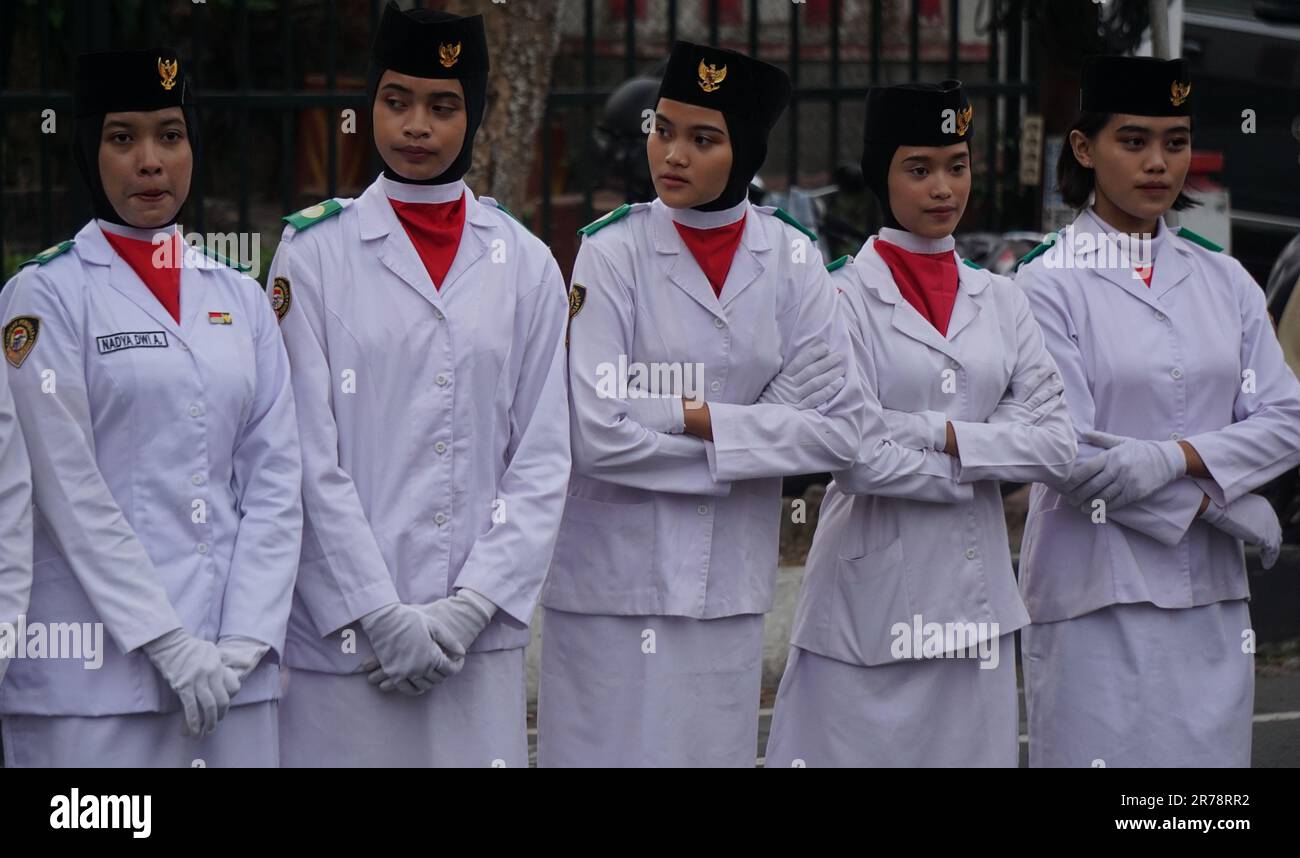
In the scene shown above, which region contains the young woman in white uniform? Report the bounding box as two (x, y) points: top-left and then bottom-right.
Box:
(1016, 55), (1300, 767)
(270, 4), (570, 768)
(0, 49), (303, 767)
(0, 331), (32, 701)
(764, 81), (1076, 768)
(538, 41), (873, 768)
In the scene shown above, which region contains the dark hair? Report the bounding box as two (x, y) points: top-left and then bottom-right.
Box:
(1056, 111), (1199, 212)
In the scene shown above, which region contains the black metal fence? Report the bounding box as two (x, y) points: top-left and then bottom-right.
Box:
(0, 0), (1034, 274)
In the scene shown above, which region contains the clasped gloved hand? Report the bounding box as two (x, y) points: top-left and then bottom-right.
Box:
(143, 628), (242, 737)
(758, 341), (846, 411)
(359, 602), (461, 696)
(1062, 430), (1186, 510)
(412, 588), (497, 683)
(1202, 494), (1283, 570)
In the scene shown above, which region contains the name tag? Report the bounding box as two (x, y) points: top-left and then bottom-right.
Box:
(96, 331), (169, 355)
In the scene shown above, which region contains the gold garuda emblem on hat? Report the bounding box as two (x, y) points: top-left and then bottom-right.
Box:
(158, 57), (178, 91)
(1170, 80), (1191, 106)
(956, 103), (973, 136)
(698, 59), (727, 93)
(439, 41), (462, 69)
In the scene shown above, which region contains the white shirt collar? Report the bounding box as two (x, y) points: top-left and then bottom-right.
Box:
(666, 196), (750, 229)
(876, 226), (955, 254)
(97, 219), (179, 243)
(381, 175), (466, 204)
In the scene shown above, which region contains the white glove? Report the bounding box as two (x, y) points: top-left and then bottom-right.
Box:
(1062, 430), (1186, 510)
(1202, 494), (1282, 570)
(758, 341), (846, 411)
(621, 393), (686, 434)
(882, 408), (947, 451)
(217, 635), (271, 685)
(143, 628), (242, 737)
(359, 602), (461, 696)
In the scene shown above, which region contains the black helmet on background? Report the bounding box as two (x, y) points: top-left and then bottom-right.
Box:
(591, 75), (661, 203)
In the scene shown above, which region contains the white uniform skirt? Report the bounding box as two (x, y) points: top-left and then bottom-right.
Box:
(1021, 599), (1254, 768)
(1, 700), (278, 767)
(764, 634), (1019, 768)
(537, 608), (765, 768)
(277, 647), (528, 768)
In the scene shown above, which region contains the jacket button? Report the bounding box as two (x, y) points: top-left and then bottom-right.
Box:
(191, 473), (205, 486)
(710, 380), (721, 392)
(1154, 311), (1166, 322)
(435, 512), (447, 525)
(1170, 432), (1182, 441)
(188, 404), (202, 418)
(436, 374), (449, 386)
(196, 543), (209, 555)
(697, 504), (709, 515)
(434, 309), (445, 321)
(1171, 368), (1183, 380)
(435, 441), (447, 454)
(713, 317), (724, 329)
(965, 548), (977, 560)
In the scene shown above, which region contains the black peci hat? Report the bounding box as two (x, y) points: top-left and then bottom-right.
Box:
(371, 1), (488, 81)
(655, 40), (791, 132)
(1080, 55), (1192, 117)
(74, 48), (191, 118)
(863, 79), (974, 147)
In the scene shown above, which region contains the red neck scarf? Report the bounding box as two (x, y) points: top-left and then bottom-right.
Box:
(673, 213), (747, 298)
(103, 229), (183, 323)
(1135, 264), (1154, 287)
(875, 238), (960, 336)
(389, 193), (467, 291)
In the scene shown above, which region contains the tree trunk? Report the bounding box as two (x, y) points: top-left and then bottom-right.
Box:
(446, 0), (566, 214)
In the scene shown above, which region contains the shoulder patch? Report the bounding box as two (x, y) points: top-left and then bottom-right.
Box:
(283, 199), (344, 231)
(269, 276), (292, 324)
(1015, 232), (1059, 272)
(578, 204), (632, 237)
(3, 316), (40, 368)
(826, 255), (851, 272)
(199, 244), (252, 273)
(20, 240), (75, 268)
(566, 283), (587, 349)
(962, 258), (982, 270)
(1177, 226), (1223, 253)
(771, 208), (818, 243)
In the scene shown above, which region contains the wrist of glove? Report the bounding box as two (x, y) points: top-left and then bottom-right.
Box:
(360, 602), (462, 696)
(883, 409), (947, 451)
(143, 628), (241, 737)
(1202, 494), (1282, 570)
(217, 635), (271, 684)
(622, 393), (686, 434)
(416, 588), (497, 660)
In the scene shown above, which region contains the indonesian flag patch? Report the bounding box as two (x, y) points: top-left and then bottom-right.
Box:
(208, 311), (233, 325)
(3, 316), (40, 368)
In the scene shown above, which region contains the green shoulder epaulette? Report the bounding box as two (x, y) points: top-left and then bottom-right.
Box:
(577, 204), (631, 237)
(1015, 232), (1059, 272)
(199, 244), (251, 273)
(962, 258), (982, 270)
(494, 201), (527, 230)
(20, 240), (75, 268)
(1177, 226), (1223, 253)
(826, 255), (851, 272)
(773, 208), (818, 243)
(283, 199), (344, 231)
